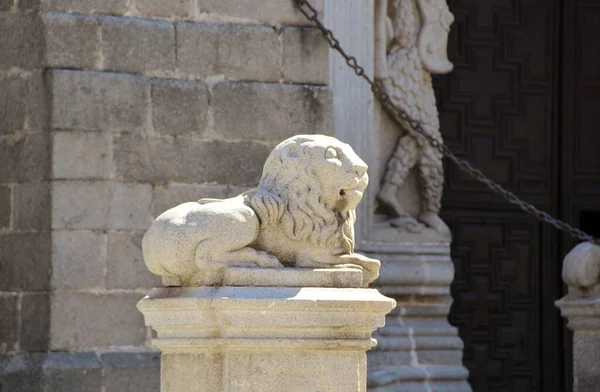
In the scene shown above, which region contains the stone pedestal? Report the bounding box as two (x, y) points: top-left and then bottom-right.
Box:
(367, 246), (471, 392)
(137, 270), (396, 392)
(556, 242), (600, 392)
(556, 295), (600, 392)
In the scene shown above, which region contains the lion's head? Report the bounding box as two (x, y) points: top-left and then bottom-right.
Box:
(250, 135), (368, 254)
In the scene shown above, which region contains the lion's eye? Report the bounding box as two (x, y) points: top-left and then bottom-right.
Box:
(324, 148), (338, 160)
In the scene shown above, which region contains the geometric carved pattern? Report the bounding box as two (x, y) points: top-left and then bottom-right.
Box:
(571, 3), (600, 191)
(562, 3), (600, 392)
(445, 214), (540, 392)
(563, 1), (600, 229)
(436, 0), (557, 210)
(438, 1), (565, 390)
(441, 1), (600, 392)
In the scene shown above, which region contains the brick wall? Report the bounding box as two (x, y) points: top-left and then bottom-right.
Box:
(1, 0), (331, 390)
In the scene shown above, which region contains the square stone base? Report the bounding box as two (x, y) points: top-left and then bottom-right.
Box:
(138, 285), (396, 392)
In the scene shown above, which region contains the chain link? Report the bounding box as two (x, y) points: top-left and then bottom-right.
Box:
(294, 0), (597, 244)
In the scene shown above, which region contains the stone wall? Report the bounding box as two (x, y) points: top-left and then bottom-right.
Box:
(0, 0), (51, 360)
(0, 0), (330, 390)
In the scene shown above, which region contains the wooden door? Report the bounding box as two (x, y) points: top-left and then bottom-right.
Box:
(561, 1), (600, 390)
(438, 0), (565, 390)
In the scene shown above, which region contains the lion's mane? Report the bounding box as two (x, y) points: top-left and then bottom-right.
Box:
(249, 137), (356, 254)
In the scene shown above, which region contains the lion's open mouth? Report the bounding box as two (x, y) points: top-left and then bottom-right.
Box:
(339, 187), (364, 199)
(339, 175), (368, 200)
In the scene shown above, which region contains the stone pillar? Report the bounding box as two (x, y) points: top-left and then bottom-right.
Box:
(556, 242), (600, 392)
(367, 247), (470, 391)
(325, 0), (471, 390)
(138, 275), (395, 392)
(556, 296), (600, 392)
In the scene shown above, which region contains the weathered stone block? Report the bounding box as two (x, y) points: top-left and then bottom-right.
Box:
(52, 181), (109, 229)
(212, 82), (332, 140)
(51, 70), (149, 132)
(0, 294), (18, 353)
(50, 292), (147, 349)
(114, 135), (270, 185)
(18, 0), (40, 11)
(0, 72), (46, 132)
(43, 12), (99, 69)
(107, 231), (160, 289)
(12, 182), (51, 229)
(0, 14), (44, 69)
(415, 349), (464, 366)
(151, 183), (248, 217)
(0, 186), (9, 229)
(51, 231), (106, 289)
(0, 134), (50, 182)
(177, 22), (279, 81)
(107, 183), (152, 230)
(101, 16), (175, 74)
(0, 353), (45, 392)
(101, 352), (160, 392)
(1, 352), (158, 391)
(0, 233), (51, 291)
(25, 71), (50, 132)
(281, 26), (329, 84)
(20, 292), (50, 351)
(41, 0), (128, 14)
(52, 131), (111, 179)
(0, 0), (12, 11)
(42, 352), (102, 392)
(136, 0), (191, 18)
(52, 182), (152, 229)
(152, 79), (208, 137)
(0, 75), (27, 135)
(196, 0), (324, 26)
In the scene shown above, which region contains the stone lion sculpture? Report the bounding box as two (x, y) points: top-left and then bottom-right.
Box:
(142, 134), (381, 287)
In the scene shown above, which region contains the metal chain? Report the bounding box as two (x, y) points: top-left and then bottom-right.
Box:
(294, 0), (597, 244)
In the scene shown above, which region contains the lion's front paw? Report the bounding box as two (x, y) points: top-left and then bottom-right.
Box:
(331, 263), (364, 271)
(338, 253), (381, 284)
(254, 251), (283, 268)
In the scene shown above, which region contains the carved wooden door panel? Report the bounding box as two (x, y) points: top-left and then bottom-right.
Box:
(561, 1), (600, 390)
(438, 0), (565, 391)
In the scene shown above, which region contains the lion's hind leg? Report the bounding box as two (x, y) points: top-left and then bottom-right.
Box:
(194, 238), (282, 269)
(208, 246), (282, 268)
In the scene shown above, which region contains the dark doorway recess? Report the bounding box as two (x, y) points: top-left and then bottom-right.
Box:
(437, 0), (600, 391)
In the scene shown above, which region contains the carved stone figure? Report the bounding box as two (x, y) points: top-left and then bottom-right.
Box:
(142, 134), (381, 287)
(374, 0), (454, 238)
